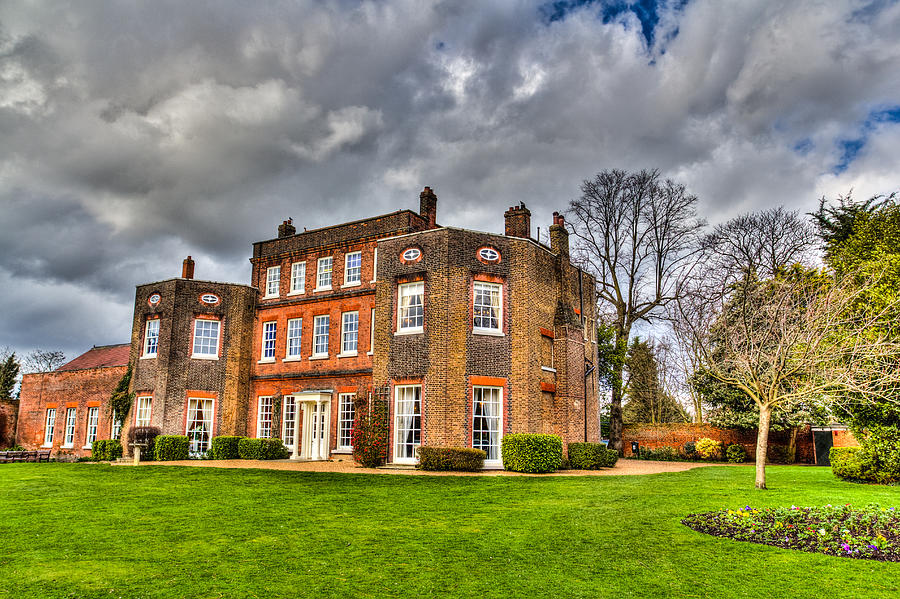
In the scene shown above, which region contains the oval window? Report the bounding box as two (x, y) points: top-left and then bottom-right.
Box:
(479, 247), (500, 262)
(402, 248), (422, 261)
(200, 293), (220, 305)
(148, 293), (161, 306)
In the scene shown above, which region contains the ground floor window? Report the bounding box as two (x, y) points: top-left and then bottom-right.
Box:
(85, 407), (99, 447)
(338, 393), (355, 450)
(44, 409), (56, 446)
(186, 398), (214, 456)
(111, 410), (122, 440)
(394, 385), (421, 463)
(135, 396), (152, 427)
(257, 396), (273, 438)
(63, 407), (77, 447)
(473, 386), (502, 462)
(282, 397), (296, 447)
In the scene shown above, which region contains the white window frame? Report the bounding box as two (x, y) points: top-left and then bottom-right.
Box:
(367, 307), (375, 356)
(289, 261), (306, 295)
(370, 248), (378, 283)
(315, 257), (333, 291)
(142, 319), (159, 357)
(265, 265), (281, 298)
(337, 393), (356, 450)
(135, 396), (152, 428)
(473, 281), (503, 335)
(393, 384), (422, 464)
(63, 407), (77, 448)
(311, 314), (330, 358)
(260, 321), (277, 362)
(397, 281), (424, 334)
(343, 252), (362, 287)
(84, 407), (99, 448)
(111, 410), (122, 441)
(191, 319), (221, 359)
(282, 397), (297, 447)
(285, 317), (302, 360)
(257, 396), (273, 438)
(473, 386), (503, 467)
(43, 408), (56, 447)
(340, 311), (359, 356)
(186, 397), (215, 456)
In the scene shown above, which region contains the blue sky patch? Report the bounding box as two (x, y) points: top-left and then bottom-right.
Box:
(832, 105), (900, 173)
(540, 0), (689, 50)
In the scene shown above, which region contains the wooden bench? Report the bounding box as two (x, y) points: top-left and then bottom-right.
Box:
(0, 450), (52, 463)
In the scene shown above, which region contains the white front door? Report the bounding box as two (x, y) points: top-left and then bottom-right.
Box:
(289, 392), (332, 460)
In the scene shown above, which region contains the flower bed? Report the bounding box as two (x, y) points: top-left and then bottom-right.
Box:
(682, 504), (899, 561)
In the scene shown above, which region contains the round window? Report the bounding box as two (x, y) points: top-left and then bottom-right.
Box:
(479, 247), (500, 262)
(148, 293), (161, 306)
(402, 248), (422, 261)
(200, 293), (220, 305)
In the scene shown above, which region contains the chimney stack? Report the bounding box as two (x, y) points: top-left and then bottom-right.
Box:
(504, 202), (532, 239)
(278, 218), (296, 238)
(419, 186), (438, 229)
(549, 212), (569, 257)
(182, 255), (195, 279)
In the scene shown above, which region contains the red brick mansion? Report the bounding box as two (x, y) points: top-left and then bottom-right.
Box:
(16, 189), (600, 466)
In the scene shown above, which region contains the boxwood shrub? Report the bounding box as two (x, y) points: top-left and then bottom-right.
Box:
(238, 437), (290, 460)
(154, 435), (189, 461)
(831, 446), (899, 484)
(567, 442), (619, 469)
(209, 436), (243, 460)
(90, 439), (123, 461)
(502, 434), (562, 473)
(417, 447), (486, 471)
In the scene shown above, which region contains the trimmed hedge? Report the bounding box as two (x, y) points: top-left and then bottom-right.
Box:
(417, 447), (486, 471)
(90, 439), (123, 461)
(154, 435), (190, 461)
(567, 442), (619, 469)
(209, 436), (242, 460)
(502, 434), (562, 473)
(238, 437), (290, 460)
(831, 446), (899, 484)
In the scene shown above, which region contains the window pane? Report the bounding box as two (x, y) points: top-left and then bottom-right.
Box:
(266, 266), (281, 296)
(193, 320), (220, 356)
(283, 397), (296, 446)
(186, 398), (214, 455)
(473, 282), (501, 330)
(473, 386), (502, 460)
(342, 312), (359, 353)
(398, 282), (424, 331)
(287, 318), (302, 357)
(136, 396), (152, 427)
(313, 315), (330, 355)
(291, 262), (306, 293)
(317, 257), (332, 289)
(44, 409), (56, 445)
(86, 407), (99, 445)
(395, 386), (421, 459)
(345, 252), (361, 283)
(257, 396), (273, 438)
(338, 393), (355, 449)
(64, 408), (77, 446)
(262, 321), (277, 359)
(144, 319), (159, 356)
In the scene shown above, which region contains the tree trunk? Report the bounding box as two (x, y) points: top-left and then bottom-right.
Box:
(607, 326), (629, 454)
(755, 404), (772, 490)
(787, 426), (799, 464)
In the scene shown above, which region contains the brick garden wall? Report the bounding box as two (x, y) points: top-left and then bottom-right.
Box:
(622, 423), (815, 464)
(0, 398), (18, 448)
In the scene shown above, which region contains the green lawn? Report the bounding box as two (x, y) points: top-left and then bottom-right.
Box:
(0, 464), (897, 598)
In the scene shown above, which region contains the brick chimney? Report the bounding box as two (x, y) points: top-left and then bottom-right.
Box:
(278, 218), (296, 238)
(549, 212), (569, 257)
(419, 186), (438, 229)
(504, 202), (532, 238)
(182, 255), (195, 279)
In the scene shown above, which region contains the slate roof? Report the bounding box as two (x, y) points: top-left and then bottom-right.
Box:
(56, 344), (130, 371)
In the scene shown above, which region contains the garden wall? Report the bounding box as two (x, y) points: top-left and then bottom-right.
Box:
(0, 398), (18, 448)
(622, 423), (815, 464)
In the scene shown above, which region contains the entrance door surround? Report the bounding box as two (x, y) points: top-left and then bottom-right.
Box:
(287, 391), (332, 460)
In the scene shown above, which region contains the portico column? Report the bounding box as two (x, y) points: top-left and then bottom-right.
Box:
(314, 399), (323, 460)
(291, 398), (301, 460)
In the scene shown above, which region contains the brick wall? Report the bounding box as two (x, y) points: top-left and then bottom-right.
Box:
(17, 366), (127, 458)
(622, 423), (815, 463)
(831, 428), (860, 448)
(0, 398), (18, 448)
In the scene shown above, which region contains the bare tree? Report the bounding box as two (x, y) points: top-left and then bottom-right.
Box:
(24, 349), (67, 373)
(568, 169), (704, 452)
(676, 269), (900, 489)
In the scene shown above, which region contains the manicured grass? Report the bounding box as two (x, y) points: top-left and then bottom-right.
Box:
(1, 464), (898, 598)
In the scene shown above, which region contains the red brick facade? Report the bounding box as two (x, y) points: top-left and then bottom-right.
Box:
(1, 398), (18, 448)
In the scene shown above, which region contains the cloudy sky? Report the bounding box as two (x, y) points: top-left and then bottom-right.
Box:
(1, 0), (899, 363)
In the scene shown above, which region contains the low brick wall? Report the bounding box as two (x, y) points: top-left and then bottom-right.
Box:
(622, 423), (815, 464)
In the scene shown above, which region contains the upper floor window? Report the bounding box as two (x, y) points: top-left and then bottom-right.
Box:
(135, 396), (152, 428)
(371, 248), (378, 283)
(473, 282), (502, 333)
(85, 407), (99, 448)
(286, 318), (302, 358)
(265, 266), (281, 298)
(344, 252), (362, 285)
(143, 319), (159, 357)
(316, 257), (333, 291)
(313, 315), (330, 357)
(397, 282), (424, 333)
(43, 408), (56, 446)
(257, 396), (273, 438)
(192, 319), (220, 358)
(290, 262), (306, 294)
(341, 311), (359, 355)
(261, 321), (277, 361)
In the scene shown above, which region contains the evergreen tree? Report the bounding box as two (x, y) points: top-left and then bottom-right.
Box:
(0, 350), (20, 401)
(623, 338), (687, 424)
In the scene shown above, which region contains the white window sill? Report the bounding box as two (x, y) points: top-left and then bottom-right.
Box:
(369, 279), (377, 284)
(332, 448), (353, 454)
(258, 358), (276, 364)
(395, 329), (423, 336)
(366, 350), (374, 356)
(309, 354), (329, 361)
(541, 366), (557, 373)
(82, 445), (93, 450)
(283, 356), (303, 362)
(61, 444), (74, 449)
(473, 328), (504, 337)
(287, 290), (305, 296)
(313, 287), (332, 293)
(41, 443), (53, 448)
(341, 281), (362, 289)
(140, 354), (156, 360)
(263, 294), (279, 300)
(337, 351), (358, 358)
(191, 354), (219, 361)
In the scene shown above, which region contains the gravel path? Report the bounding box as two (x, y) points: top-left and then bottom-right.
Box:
(115, 457), (727, 476)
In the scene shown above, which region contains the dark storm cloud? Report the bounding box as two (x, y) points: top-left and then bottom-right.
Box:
(1, 0), (899, 359)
